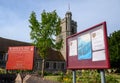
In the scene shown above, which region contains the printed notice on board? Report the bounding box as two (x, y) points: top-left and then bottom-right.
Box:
(92, 50), (106, 61)
(78, 34), (92, 60)
(69, 40), (77, 56)
(91, 28), (105, 51)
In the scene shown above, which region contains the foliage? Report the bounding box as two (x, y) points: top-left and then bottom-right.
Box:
(76, 70), (100, 83)
(29, 10), (62, 58)
(106, 74), (119, 83)
(38, 70), (64, 76)
(29, 10), (62, 77)
(55, 70), (119, 83)
(108, 30), (120, 69)
(38, 71), (52, 76)
(0, 68), (6, 74)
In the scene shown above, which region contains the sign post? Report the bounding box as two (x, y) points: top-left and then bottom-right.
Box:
(66, 22), (110, 83)
(100, 69), (106, 83)
(72, 70), (76, 83)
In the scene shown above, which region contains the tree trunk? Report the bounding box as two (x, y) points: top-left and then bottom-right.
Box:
(41, 59), (45, 78)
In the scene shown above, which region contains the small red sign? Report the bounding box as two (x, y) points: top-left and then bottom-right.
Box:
(6, 46), (34, 70)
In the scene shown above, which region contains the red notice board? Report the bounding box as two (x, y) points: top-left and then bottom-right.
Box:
(6, 46), (34, 70)
(66, 22), (110, 69)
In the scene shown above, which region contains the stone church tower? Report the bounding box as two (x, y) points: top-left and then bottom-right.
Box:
(57, 11), (77, 60)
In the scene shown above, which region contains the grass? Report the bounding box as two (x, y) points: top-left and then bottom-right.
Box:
(110, 73), (120, 82)
(44, 73), (120, 83)
(44, 75), (61, 82)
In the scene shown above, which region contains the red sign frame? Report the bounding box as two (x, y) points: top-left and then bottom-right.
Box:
(6, 46), (34, 70)
(66, 22), (110, 69)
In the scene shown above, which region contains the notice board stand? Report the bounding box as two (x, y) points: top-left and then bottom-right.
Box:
(66, 22), (110, 83)
(72, 70), (76, 83)
(72, 69), (106, 83)
(100, 69), (106, 83)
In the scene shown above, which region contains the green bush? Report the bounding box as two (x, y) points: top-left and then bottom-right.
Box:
(106, 74), (119, 83)
(57, 70), (119, 83)
(77, 70), (101, 83)
(0, 68), (6, 74)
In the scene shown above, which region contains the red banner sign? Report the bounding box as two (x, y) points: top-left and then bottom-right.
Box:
(6, 46), (34, 70)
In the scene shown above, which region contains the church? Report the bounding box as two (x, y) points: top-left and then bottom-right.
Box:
(0, 11), (77, 73)
(58, 10), (77, 60)
(34, 10), (77, 72)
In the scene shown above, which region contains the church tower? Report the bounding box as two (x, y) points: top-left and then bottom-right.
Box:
(57, 11), (77, 60)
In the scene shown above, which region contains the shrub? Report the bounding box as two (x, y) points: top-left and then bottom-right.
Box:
(0, 68), (6, 74)
(58, 70), (119, 83)
(106, 74), (119, 83)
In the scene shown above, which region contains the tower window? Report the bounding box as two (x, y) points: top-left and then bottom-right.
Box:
(71, 28), (75, 34)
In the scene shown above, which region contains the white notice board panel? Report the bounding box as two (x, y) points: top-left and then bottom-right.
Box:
(69, 40), (77, 56)
(91, 27), (105, 51)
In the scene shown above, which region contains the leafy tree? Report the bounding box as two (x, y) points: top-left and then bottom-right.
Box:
(29, 10), (62, 77)
(108, 30), (120, 69)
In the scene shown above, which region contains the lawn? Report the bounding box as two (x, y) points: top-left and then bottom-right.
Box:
(44, 75), (61, 82)
(44, 72), (120, 83)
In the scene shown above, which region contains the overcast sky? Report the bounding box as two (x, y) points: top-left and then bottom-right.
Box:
(0, 0), (120, 42)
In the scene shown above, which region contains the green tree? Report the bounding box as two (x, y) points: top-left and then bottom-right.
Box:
(29, 10), (62, 77)
(108, 30), (120, 69)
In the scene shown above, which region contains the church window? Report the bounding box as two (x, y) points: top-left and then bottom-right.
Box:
(46, 62), (49, 69)
(53, 62), (56, 69)
(61, 63), (64, 69)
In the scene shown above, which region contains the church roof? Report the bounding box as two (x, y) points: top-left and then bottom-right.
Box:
(46, 48), (65, 61)
(35, 48), (65, 61)
(0, 37), (65, 61)
(0, 37), (31, 52)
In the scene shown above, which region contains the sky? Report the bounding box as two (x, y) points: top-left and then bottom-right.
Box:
(0, 0), (120, 42)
